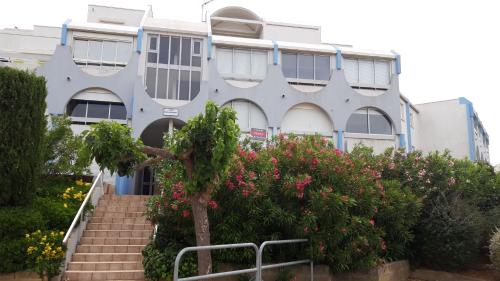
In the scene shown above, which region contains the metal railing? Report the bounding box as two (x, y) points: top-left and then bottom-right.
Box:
(61, 171), (105, 272)
(257, 239), (312, 281)
(174, 243), (259, 281)
(173, 239), (313, 281)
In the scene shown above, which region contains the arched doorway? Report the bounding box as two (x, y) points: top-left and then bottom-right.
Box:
(135, 118), (185, 195)
(281, 103), (334, 136)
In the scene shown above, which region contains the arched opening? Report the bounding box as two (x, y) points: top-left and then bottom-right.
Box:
(223, 100), (268, 139)
(345, 107), (395, 154)
(66, 88), (127, 133)
(281, 103), (333, 136)
(346, 107), (392, 135)
(135, 118), (185, 195)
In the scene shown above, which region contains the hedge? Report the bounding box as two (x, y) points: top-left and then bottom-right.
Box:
(0, 67), (47, 206)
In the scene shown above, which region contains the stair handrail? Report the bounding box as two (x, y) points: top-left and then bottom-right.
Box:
(62, 171), (104, 244)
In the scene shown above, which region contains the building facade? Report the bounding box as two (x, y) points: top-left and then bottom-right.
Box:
(0, 5), (490, 194)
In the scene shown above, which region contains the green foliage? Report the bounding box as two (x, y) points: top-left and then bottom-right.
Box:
(0, 67), (47, 206)
(25, 230), (66, 279)
(376, 180), (422, 261)
(163, 101), (239, 193)
(44, 115), (91, 176)
(142, 242), (197, 281)
(490, 228), (500, 270)
(84, 121), (145, 176)
(0, 178), (88, 273)
(412, 190), (483, 269)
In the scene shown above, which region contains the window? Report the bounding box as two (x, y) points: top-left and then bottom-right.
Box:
(224, 100), (267, 132)
(67, 100), (127, 124)
(400, 103), (405, 121)
(281, 52), (331, 83)
(146, 34), (202, 101)
(346, 108), (392, 135)
(72, 39), (132, 69)
(216, 47), (268, 80)
(344, 57), (392, 87)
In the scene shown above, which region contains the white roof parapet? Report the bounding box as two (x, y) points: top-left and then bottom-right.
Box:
(212, 35), (273, 49)
(68, 22), (138, 35)
(143, 18), (208, 36)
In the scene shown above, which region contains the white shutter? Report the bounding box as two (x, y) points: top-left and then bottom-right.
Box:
(343, 59), (358, 84)
(374, 60), (390, 85)
(251, 50), (267, 79)
(358, 59), (374, 85)
(248, 102), (267, 130)
(234, 49), (251, 76)
(216, 48), (233, 76)
(232, 101), (250, 132)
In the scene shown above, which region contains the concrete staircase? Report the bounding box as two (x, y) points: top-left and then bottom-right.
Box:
(64, 194), (153, 281)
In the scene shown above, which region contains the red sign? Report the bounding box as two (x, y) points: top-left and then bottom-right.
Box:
(250, 128), (267, 139)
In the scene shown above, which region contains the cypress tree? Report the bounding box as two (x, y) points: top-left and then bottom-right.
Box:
(0, 67), (47, 206)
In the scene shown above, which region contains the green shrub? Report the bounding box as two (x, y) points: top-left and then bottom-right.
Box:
(490, 228), (500, 270)
(412, 190), (483, 269)
(25, 230), (66, 279)
(0, 67), (47, 206)
(44, 115), (91, 176)
(376, 180), (422, 261)
(142, 242), (197, 281)
(0, 239), (28, 272)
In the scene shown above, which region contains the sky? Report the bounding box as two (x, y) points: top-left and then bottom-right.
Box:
(1, 0), (499, 165)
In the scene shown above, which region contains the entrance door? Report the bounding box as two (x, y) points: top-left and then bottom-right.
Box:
(140, 167), (156, 195)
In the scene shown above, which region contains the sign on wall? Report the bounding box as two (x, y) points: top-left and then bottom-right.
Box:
(250, 128), (267, 140)
(163, 108), (179, 117)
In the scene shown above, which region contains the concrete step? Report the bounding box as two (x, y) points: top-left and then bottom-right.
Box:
(90, 217), (147, 224)
(64, 270), (144, 280)
(97, 200), (148, 207)
(102, 195), (151, 201)
(86, 223), (153, 231)
(67, 261), (143, 271)
(75, 244), (145, 254)
(93, 211), (145, 218)
(79, 237), (149, 245)
(94, 206), (147, 213)
(82, 230), (151, 238)
(72, 253), (142, 262)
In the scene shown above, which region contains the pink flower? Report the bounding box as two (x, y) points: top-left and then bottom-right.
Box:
(311, 157), (319, 168)
(271, 157), (278, 165)
(303, 227), (309, 234)
(319, 242), (325, 254)
(242, 189), (250, 197)
(208, 200), (218, 209)
(448, 177), (456, 186)
(226, 180), (235, 190)
(369, 219), (375, 226)
(171, 204), (178, 211)
(341, 195), (349, 203)
(236, 174), (243, 182)
(182, 210), (190, 218)
(173, 192), (181, 200)
(380, 240), (387, 251)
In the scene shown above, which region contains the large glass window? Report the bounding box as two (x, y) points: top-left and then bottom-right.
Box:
(146, 34), (203, 101)
(346, 108), (392, 135)
(281, 52), (331, 83)
(67, 100), (127, 124)
(72, 39), (132, 69)
(344, 57), (392, 87)
(216, 48), (268, 80)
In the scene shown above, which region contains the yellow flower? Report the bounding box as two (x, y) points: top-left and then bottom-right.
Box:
(25, 234), (30, 238)
(59, 231), (64, 236)
(41, 236), (47, 242)
(76, 179), (84, 186)
(63, 203), (68, 208)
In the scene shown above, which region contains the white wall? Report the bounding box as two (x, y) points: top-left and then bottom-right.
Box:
(415, 99), (469, 159)
(262, 22), (321, 44)
(87, 5), (144, 27)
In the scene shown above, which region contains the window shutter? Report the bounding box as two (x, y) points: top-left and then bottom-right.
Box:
(358, 59), (374, 85)
(344, 59), (358, 84)
(374, 60), (390, 85)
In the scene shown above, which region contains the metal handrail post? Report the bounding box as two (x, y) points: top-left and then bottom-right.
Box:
(257, 239), (310, 281)
(173, 243), (259, 281)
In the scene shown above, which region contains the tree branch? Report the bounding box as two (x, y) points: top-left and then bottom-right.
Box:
(134, 156), (166, 170)
(141, 145), (176, 159)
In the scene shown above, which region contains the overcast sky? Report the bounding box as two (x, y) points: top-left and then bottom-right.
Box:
(1, 0), (499, 165)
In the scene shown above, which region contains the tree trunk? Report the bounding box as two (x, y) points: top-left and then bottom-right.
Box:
(191, 192), (212, 276)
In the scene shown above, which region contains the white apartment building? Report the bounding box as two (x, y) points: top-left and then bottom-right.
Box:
(0, 4), (490, 194)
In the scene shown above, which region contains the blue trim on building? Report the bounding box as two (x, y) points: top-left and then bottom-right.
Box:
(337, 129), (344, 151)
(391, 50), (401, 74)
(60, 19), (71, 46)
(136, 28), (144, 53)
(405, 103), (412, 152)
(459, 97), (476, 161)
(272, 41), (279, 65)
(399, 134), (406, 149)
(336, 50), (342, 70)
(207, 34), (212, 60)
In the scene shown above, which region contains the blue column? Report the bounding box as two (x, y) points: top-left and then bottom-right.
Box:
(272, 41), (279, 65)
(459, 97), (476, 161)
(115, 176), (129, 195)
(399, 134), (406, 149)
(391, 50), (402, 74)
(60, 19), (71, 46)
(405, 103), (412, 152)
(336, 50), (342, 70)
(207, 34), (213, 60)
(136, 28), (144, 53)
(337, 129), (344, 151)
